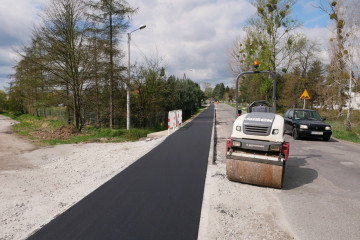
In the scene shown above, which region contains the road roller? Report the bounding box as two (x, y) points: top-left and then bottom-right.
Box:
(226, 61), (290, 188)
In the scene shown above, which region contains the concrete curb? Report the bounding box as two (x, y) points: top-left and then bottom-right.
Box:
(197, 105), (216, 239)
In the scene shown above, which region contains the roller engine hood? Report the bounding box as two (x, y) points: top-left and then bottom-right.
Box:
(243, 112), (275, 136)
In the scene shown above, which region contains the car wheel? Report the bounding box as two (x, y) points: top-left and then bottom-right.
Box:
(293, 129), (299, 140)
(323, 136), (331, 141)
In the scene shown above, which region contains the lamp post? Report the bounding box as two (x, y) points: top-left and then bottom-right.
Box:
(127, 25), (146, 130)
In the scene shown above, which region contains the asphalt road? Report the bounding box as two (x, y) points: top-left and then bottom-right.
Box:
(28, 105), (214, 240)
(216, 103), (360, 240)
(279, 133), (360, 240)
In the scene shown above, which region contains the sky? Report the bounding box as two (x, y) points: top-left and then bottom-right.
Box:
(0, 0), (332, 91)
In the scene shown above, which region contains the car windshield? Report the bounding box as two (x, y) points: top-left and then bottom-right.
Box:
(294, 110), (323, 121)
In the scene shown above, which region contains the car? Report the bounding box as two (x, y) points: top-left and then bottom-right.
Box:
(284, 108), (332, 141)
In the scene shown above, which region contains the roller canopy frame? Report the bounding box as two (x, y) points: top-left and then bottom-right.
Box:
(235, 71), (277, 115)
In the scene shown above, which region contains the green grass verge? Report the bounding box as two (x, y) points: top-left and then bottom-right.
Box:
(226, 102), (247, 111)
(11, 114), (62, 137)
(327, 121), (360, 144)
(43, 128), (152, 145)
(318, 109), (360, 144)
(1, 113), (153, 145)
(1, 105), (210, 146)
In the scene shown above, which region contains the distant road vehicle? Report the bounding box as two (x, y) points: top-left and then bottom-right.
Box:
(284, 109), (332, 141)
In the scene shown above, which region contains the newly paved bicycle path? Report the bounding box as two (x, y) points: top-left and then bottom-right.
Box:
(28, 104), (214, 240)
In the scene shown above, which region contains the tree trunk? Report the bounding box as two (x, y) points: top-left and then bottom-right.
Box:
(336, 86), (343, 119)
(109, 7), (114, 129)
(73, 84), (82, 132)
(66, 83), (71, 124)
(96, 78), (101, 128)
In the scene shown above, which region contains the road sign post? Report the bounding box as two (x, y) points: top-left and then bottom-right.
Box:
(300, 89), (311, 109)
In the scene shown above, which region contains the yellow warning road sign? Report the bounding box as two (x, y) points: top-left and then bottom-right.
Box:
(300, 89), (311, 99)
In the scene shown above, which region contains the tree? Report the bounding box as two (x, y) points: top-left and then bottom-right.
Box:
(229, 0), (301, 106)
(307, 60), (325, 107)
(339, 0), (360, 131)
(319, 1), (347, 120)
(132, 57), (166, 127)
(11, 37), (50, 117)
(86, 23), (106, 128)
(0, 90), (7, 112)
(87, 0), (137, 128)
(213, 83), (225, 101)
(250, 0), (301, 71)
(202, 82), (213, 100)
(179, 80), (203, 117)
(35, 0), (92, 131)
(290, 36), (322, 108)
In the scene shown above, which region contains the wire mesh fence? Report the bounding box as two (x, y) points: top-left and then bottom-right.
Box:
(29, 106), (168, 130)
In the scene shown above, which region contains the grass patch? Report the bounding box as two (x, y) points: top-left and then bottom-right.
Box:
(2, 106), (212, 146)
(226, 102), (247, 111)
(12, 114), (57, 137)
(1, 113), (154, 145)
(318, 109), (360, 143)
(41, 128), (151, 145)
(327, 121), (360, 144)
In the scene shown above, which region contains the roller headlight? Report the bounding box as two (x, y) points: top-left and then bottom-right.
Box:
(325, 126), (331, 130)
(236, 126), (241, 132)
(300, 125), (308, 129)
(272, 129), (279, 135)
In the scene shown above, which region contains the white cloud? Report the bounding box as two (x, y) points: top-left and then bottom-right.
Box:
(0, 0), (46, 47)
(0, 77), (11, 91)
(0, 47), (19, 65)
(128, 0), (255, 87)
(302, 0), (318, 13)
(297, 26), (332, 64)
(0, 0), (334, 92)
(0, 0), (47, 90)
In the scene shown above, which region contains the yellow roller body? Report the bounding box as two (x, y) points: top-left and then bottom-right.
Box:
(226, 158), (285, 189)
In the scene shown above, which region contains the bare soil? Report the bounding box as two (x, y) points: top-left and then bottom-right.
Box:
(34, 125), (79, 140)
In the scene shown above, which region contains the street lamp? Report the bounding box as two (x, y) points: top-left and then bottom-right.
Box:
(127, 24), (146, 130)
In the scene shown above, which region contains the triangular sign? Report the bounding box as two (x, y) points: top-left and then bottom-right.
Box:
(300, 89), (311, 99)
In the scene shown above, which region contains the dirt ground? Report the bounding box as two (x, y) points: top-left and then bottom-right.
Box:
(0, 116), (37, 171)
(0, 112), (296, 240)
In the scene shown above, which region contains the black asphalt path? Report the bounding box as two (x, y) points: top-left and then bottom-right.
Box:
(28, 104), (214, 240)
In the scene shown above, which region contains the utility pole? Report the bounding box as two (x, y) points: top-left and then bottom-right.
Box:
(126, 25), (146, 130)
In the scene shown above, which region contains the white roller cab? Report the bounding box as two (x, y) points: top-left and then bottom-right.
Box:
(226, 101), (290, 189)
(228, 112), (288, 161)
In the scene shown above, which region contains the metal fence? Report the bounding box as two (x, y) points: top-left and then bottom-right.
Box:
(30, 107), (168, 129)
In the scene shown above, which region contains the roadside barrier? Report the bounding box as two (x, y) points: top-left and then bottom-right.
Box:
(168, 110), (182, 135)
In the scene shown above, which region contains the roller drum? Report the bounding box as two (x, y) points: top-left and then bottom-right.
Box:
(226, 158), (285, 189)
